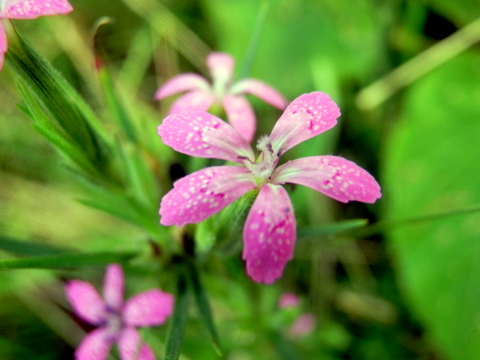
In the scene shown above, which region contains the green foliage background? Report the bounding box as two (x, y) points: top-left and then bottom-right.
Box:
(1, 0), (480, 359)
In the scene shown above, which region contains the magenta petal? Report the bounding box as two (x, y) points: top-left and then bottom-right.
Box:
(231, 79), (287, 109)
(223, 94), (256, 142)
(75, 327), (114, 360)
(123, 289), (174, 327)
(160, 166), (256, 226)
(0, 25), (6, 71)
(103, 264), (124, 311)
(206, 52), (235, 84)
(3, 0), (73, 18)
(154, 73), (211, 100)
(65, 280), (106, 325)
(118, 328), (155, 360)
(167, 90), (216, 114)
(158, 111), (254, 163)
(273, 156), (382, 203)
(269, 92), (340, 154)
(242, 184), (296, 284)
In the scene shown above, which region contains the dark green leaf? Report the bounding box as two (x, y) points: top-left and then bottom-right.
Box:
(0, 251), (136, 270)
(186, 260), (222, 356)
(0, 236), (66, 256)
(164, 268), (190, 360)
(6, 29), (111, 175)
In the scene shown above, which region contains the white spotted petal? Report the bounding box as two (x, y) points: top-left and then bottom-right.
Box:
(273, 156), (382, 203)
(158, 111), (254, 163)
(269, 92), (340, 154)
(160, 166), (256, 226)
(118, 327), (155, 360)
(243, 184), (296, 284)
(65, 280), (106, 325)
(75, 327), (114, 360)
(123, 289), (174, 327)
(1, 0), (73, 19)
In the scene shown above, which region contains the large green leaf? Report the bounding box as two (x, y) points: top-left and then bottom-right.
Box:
(384, 53), (480, 360)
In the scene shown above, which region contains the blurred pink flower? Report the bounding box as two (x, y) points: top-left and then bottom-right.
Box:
(154, 52), (287, 142)
(0, 0), (73, 71)
(278, 293), (300, 308)
(66, 264), (174, 360)
(158, 92), (381, 284)
(288, 313), (316, 338)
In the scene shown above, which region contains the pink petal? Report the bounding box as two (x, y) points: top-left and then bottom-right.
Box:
(269, 92), (340, 154)
(278, 293), (300, 308)
(223, 94), (256, 142)
(3, 0), (73, 18)
(168, 91), (216, 114)
(65, 280), (106, 325)
(123, 289), (174, 327)
(231, 79), (287, 109)
(288, 313), (316, 337)
(206, 52), (234, 84)
(75, 327), (114, 360)
(118, 328), (155, 360)
(154, 73), (211, 100)
(103, 264), (124, 312)
(158, 111), (254, 163)
(160, 166), (256, 226)
(273, 156), (382, 203)
(0, 25), (6, 71)
(242, 184), (296, 284)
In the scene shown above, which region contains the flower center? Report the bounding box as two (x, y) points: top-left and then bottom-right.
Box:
(244, 136), (280, 185)
(104, 306), (123, 336)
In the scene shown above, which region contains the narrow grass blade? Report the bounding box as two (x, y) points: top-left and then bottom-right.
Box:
(0, 251), (136, 270)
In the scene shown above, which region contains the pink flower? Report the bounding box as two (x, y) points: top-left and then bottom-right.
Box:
(154, 52), (287, 142)
(0, 0), (73, 71)
(65, 264), (174, 360)
(288, 313), (316, 338)
(158, 92), (381, 284)
(278, 293), (300, 308)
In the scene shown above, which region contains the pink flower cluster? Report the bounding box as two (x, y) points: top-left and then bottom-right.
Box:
(66, 264), (174, 360)
(0, 0), (73, 71)
(155, 52), (287, 142)
(158, 91), (381, 284)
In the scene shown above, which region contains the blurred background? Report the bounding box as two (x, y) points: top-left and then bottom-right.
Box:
(1, 0), (480, 359)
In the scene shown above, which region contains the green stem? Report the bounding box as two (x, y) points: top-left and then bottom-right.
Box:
(356, 16), (480, 110)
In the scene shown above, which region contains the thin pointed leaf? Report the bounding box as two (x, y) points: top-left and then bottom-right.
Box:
(164, 268), (189, 360)
(99, 67), (137, 143)
(0, 252), (136, 270)
(17, 81), (100, 177)
(0, 236), (66, 256)
(297, 219), (368, 238)
(186, 261), (222, 356)
(5, 30), (111, 173)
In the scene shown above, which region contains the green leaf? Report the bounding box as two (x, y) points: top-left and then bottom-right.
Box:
(17, 81), (99, 177)
(164, 267), (190, 360)
(5, 29), (111, 175)
(0, 236), (65, 256)
(384, 53), (480, 360)
(186, 260), (222, 356)
(99, 67), (137, 143)
(0, 251), (136, 270)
